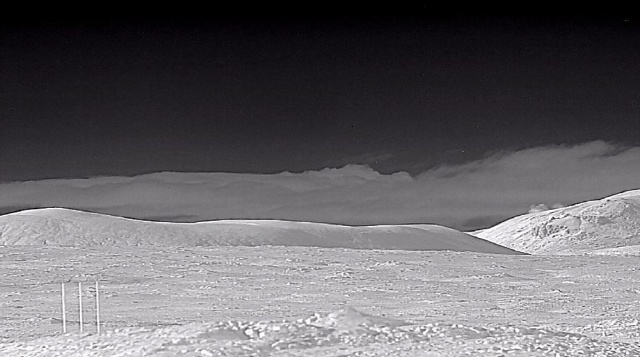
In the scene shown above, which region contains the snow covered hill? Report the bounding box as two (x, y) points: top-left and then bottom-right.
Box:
(472, 189), (640, 255)
(0, 208), (522, 254)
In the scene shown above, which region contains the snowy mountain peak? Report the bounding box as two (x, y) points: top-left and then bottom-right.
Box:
(608, 189), (640, 199)
(473, 190), (640, 255)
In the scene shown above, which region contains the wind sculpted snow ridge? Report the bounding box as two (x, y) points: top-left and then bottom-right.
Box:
(0, 307), (637, 357)
(0, 208), (522, 254)
(473, 189), (640, 255)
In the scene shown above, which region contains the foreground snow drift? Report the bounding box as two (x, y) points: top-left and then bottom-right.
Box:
(2, 246), (638, 355)
(1, 307), (638, 357)
(473, 189), (640, 255)
(0, 208), (521, 254)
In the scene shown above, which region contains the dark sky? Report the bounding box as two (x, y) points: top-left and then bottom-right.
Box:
(2, 11), (639, 182)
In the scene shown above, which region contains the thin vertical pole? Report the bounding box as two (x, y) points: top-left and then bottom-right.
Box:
(78, 281), (83, 333)
(95, 280), (100, 334)
(61, 283), (67, 333)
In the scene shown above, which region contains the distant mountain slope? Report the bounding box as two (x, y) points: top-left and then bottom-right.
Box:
(0, 208), (522, 254)
(472, 190), (640, 255)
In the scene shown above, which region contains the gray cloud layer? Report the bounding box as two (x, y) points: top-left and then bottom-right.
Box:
(1, 141), (638, 230)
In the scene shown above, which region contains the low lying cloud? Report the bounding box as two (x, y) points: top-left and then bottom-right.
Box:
(528, 203), (565, 214)
(1, 141), (638, 230)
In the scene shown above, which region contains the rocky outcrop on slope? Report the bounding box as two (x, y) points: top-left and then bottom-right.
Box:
(473, 190), (640, 255)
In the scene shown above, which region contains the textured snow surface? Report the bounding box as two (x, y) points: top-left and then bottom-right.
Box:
(0, 208), (521, 254)
(1, 246), (639, 356)
(1, 307), (639, 357)
(473, 189), (640, 255)
(2, 192), (640, 355)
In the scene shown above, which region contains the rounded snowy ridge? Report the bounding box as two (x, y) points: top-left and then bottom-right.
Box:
(0, 208), (522, 254)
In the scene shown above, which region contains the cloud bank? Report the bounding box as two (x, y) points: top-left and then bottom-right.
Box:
(1, 141), (638, 230)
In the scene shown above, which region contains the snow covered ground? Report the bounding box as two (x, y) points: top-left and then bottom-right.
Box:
(1, 246), (638, 356)
(1, 191), (639, 356)
(472, 189), (640, 255)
